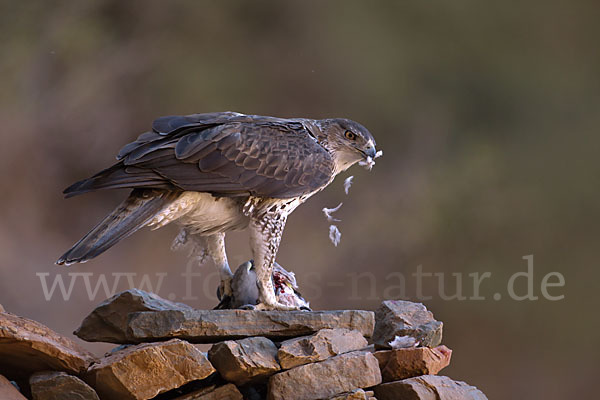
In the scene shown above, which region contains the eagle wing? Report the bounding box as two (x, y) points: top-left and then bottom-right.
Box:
(64, 113), (335, 199)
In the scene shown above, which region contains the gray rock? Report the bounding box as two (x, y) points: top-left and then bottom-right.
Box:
(374, 375), (488, 400)
(0, 374), (26, 400)
(208, 337), (280, 385)
(75, 289), (194, 343)
(124, 309), (374, 344)
(278, 328), (368, 369)
(75, 289), (374, 344)
(267, 351), (382, 400)
(172, 384), (243, 400)
(0, 312), (95, 380)
(372, 301), (442, 349)
(86, 339), (215, 400)
(30, 371), (99, 400)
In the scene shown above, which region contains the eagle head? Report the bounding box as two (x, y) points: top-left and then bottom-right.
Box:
(316, 118), (378, 174)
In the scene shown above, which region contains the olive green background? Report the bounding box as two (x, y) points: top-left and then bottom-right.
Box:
(1, 1), (598, 398)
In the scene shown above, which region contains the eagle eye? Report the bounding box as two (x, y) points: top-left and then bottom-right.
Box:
(344, 130), (357, 140)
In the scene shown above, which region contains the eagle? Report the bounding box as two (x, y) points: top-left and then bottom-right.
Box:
(57, 112), (378, 310)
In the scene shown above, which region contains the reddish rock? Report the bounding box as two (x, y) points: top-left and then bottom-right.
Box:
(30, 371), (99, 400)
(0, 312), (95, 380)
(374, 375), (488, 400)
(375, 345), (452, 382)
(278, 328), (368, 369)
(268, 351), (382, 400)
(86, 339), (215, 400)
(208, 337), (280, 385)
(173, 383), (243, 400)
(373, 349), (390, 370)
(0, 374), (26, 400)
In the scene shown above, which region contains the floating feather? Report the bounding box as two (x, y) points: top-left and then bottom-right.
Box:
(322, 202), (343, 222)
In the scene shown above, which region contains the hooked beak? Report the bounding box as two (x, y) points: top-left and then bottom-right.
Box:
(364, 146), (377, 158)
(359, 140), (377, 159)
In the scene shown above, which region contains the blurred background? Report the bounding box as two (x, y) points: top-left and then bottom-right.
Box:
(1, 0), (598, 398)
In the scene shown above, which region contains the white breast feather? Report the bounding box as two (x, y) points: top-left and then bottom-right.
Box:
(148, 192), (246, 234)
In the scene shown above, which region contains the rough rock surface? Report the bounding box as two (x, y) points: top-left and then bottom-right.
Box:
(374, 375), (488, 400)
(124, 309), (374, 344)
(372, 300), (443, 349)
(208, 337), (280, 385)
(0, 312), (95, 380)
(267, 351), (382, 400)
(278, 328), (368, 369)
(30, 371), (99, 400)
(329, 389), (376, 399)
(75, 289), (194, 343)
(173, 383), (243, 400)
(0, 374), (26, 400)
(86, 339), (215, 400)
(375, 345), (452, 382)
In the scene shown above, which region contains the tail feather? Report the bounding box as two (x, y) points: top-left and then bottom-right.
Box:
(56, 189), (179, 265)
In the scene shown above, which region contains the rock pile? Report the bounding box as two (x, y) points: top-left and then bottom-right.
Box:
(0, 292), (488, 399)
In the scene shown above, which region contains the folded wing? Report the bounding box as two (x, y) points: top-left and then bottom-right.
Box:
(64, 113), (335, 199)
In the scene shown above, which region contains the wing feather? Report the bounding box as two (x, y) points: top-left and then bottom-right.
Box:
(66, 113), (335, 199)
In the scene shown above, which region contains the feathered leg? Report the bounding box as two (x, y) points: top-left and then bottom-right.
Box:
(172, 229), (234, 303)
(249, 213), (298, 311)
(204, 232), (234, 298)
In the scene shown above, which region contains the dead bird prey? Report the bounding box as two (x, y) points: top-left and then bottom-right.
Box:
(217, 260), (310, 310)
(57, 112), (378, 310)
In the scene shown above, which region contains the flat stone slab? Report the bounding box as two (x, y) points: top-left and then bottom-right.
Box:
(0, 312), (96, 380)
(75, 289), (194, 343)
(75, 289), (375, 344)
(101, 309), (373, 344)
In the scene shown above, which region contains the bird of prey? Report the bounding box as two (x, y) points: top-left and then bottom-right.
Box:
(57, 112), (378, 310)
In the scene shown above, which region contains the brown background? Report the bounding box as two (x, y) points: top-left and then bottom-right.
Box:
(1, 1), (598, 398)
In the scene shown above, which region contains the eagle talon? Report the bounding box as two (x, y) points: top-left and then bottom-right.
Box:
(238, 304), (257, 310)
